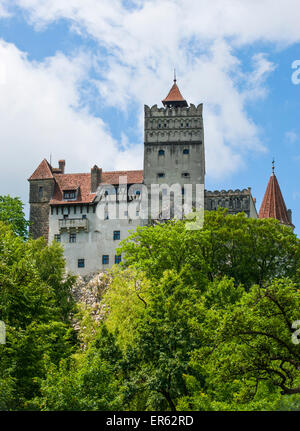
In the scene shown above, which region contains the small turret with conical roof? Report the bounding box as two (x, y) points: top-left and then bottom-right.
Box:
(259, 160), (294, 229)
(162, 73), (188, 108)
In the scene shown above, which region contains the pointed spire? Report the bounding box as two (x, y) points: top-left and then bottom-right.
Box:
(259, 164), (293, 228)
(162, 75), (188, 108)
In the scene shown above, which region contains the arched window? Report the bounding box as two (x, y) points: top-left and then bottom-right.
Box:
(158, 149), (165, 156)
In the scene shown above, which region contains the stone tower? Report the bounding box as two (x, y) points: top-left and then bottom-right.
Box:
(28, 159), (56, 240)
(143, 78), (205, 192)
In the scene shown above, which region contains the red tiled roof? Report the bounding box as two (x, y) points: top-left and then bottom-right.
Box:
(50, 173), (96, 205)
(50, 170), (143, 205)
(102, 170), (143, 185)
(29, 159), (54, 180)
(259, 174), (292, 226)
(162, 81), (186, 103)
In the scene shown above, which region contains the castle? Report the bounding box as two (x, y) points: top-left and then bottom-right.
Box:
(28, 79), (294, 275)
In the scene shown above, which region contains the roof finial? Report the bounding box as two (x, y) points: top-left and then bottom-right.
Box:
(272, 158), (275, 175)
(174, 68), (176, 82)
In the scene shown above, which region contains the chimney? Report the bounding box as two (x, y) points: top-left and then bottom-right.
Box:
(58, 160), (65, 174)
(91, 165), (102, 193)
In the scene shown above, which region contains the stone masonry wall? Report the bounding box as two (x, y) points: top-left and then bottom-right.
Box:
(29, 178), (55, 240)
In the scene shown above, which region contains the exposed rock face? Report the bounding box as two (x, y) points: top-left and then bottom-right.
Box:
(71, 271), (112, 329)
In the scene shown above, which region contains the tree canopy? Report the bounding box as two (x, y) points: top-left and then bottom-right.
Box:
(0, 195), (30, 239)
(2, 208), (300, 411)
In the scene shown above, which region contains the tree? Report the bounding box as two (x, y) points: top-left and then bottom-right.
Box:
(0, 195), (30, 239)
(33, 324), (123, 411)
(18, 211), (300, 411)
(0, 222), (77, 410)
(118, 209), (300, 289)
(102, 267), (207, 411)
(194, 278), (300, 407)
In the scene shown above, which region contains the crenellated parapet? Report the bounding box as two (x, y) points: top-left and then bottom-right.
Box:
(205, 188), (252, 196)
(144, 103), (203, 117)
(144, 103), (203, 145)
(204, 188), (257, 217)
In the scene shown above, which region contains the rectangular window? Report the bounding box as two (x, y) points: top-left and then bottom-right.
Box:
(113, 230), (120, 240)
(82, 214), (87, 219)
(115, 255), (122, 264)
(63, 190), (76, 200)
(78, 259), (85, 268)
(54, 234), (61, 242)
(69, 233), (76, 243)
(102, 255), (109, 265)
(39, 186), (43, 199)
(157, 173), (165, 178)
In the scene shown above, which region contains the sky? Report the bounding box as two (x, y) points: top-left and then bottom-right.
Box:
(0, 0), (299, 234)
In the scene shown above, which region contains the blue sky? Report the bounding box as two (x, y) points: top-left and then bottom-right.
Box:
(0, 0), (299, 234)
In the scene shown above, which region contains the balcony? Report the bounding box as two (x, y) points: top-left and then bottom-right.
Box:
(59, 218), (89, 233)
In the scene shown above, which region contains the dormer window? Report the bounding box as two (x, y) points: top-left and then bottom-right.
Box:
(63, 190), (76, 200)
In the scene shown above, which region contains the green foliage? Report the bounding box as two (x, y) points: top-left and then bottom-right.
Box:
(0, 195), (30, 239)
(0, 222), (77, 410)
(118, 210), (300, 289)
(2, 209), (300, 411)
(196, 278), (300, 403)
(33, 325), (122, 411)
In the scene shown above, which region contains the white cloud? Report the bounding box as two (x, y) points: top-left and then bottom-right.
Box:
(0, 0), (10, 17)
(1, 0), (299, 192)
(0, 40), (140, 204)
(285, 130), (298, 144)
(13, 0), (287, 180)
(16, 0), (300, 46)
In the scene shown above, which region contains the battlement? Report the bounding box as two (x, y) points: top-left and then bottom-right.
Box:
(144, 103), (203, 118)
(205, 188), (252, 196)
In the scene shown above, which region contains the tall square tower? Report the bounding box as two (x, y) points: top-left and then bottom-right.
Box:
(143, 79), (205, 193)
